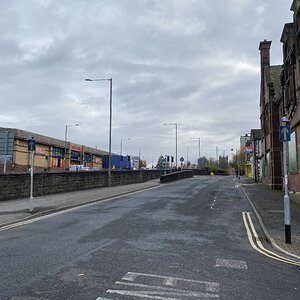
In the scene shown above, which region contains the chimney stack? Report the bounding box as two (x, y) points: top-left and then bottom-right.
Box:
(259, 39), (272, 66)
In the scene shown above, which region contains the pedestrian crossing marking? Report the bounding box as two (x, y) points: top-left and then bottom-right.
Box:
(102, 272), (220, 299)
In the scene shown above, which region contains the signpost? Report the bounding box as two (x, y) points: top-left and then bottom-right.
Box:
(279, 125), (291, 142)
(280, 119), (291, 244)
(28, 137), (36, 213)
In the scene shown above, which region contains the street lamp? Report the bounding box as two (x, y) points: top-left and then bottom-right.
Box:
(64, 123), (79, 171)
(85, 78), (113, 187)
(163, 123), (178, 169)
(190, 137), (200, 169)
(120, 138), (130, 156)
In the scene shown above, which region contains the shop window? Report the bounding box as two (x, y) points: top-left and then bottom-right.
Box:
(52, 157), (64, 168)
(84, 153), (92, 163)
(52, 147), (64, 158)
(71, 151), (82, 161)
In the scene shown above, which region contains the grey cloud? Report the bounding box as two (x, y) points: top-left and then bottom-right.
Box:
(0, 0), (293, 164)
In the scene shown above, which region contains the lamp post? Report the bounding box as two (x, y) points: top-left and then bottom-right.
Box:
(120, 138), (130, 156)
(281, 116), (291, 244)
(164, 123), (178, 169)
(190, 137), (200, 169)
(85, 78), (113, 187)
(64, 123), (79, 171)
(139, 148), (141, 169)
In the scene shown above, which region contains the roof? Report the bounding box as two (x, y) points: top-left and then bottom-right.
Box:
(291, 0), (299, 12)
(250, 129), (262, 140)
(280, 23), (294, 43)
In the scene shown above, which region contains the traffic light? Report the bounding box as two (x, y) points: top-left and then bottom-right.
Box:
(171, 156), (174, 162)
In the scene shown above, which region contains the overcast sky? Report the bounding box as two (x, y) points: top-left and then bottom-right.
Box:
(0, 0), (293, 165)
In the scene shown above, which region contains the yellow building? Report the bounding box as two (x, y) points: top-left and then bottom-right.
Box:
(0, 127), (108, 173)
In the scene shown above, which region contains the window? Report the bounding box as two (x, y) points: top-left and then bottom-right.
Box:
(84, 153), (92, 162)
(52, 147), (64, 158)
(71, 151), (82, 161)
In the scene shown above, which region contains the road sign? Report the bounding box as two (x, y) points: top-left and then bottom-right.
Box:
(180, 157), (184, 162)
(280, 126), (291, 142)
(28, 139), (36, 151)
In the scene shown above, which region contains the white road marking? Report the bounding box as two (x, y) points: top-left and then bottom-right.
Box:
(107, 289), (219, 299)
(122, 272), (138, 281)
(96, 297), (112, 300)
(115, 281), (193, 292)
(102, 272), (221, 299)
(215, 259), (248, 269)
(210, 191), (219, 209)
(163, 277), (177, 286)
(115, 280), (221, 294)
(121, 272), (220, 292)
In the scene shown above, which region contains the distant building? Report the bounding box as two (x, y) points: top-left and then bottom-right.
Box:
(250, 129), (262, 182)
(131, 156), (140, 169)
(0, 127), (108, 173)
(240, 135), (250, 147)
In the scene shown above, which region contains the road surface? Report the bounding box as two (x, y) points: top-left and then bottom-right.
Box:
(0, 176), (299, 299)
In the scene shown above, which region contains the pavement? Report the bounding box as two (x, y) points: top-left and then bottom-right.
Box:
(0, 176), (299, 260)
(237, 177), (300, 260)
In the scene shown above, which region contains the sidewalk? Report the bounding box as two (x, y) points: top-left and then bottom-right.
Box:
(0, 179), (161, 227)
(238, 177), (300, 259)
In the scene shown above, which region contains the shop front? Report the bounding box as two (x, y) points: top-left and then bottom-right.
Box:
(70, 143), (83, 167)
(84, 153), (92, 168)
(51, 146), (65, 169)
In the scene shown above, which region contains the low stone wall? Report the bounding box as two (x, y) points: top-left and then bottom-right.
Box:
(160, 170), (194, 183)
(0, 170), (164, 201)
(193, 169), (210, 175)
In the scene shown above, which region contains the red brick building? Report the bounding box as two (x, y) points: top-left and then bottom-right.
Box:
(259, 40), (283, 189)
(280, 0), (300, 193)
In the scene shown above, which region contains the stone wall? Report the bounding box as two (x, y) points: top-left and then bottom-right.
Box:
(0, 170), (164, 201)
(160, 171), (194, 183)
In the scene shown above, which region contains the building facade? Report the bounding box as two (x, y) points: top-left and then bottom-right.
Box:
(259, 40), (283, 189)
(0, 127), (107, 173)
(280, 0), (300, 193)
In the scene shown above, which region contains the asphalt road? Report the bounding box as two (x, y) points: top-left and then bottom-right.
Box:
(0, 176), (299, 299)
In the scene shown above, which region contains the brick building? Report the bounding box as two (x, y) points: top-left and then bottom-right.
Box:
(280, 0), (300, 193)
(259, 40), (283, 189)
(0, 127), (108, 173)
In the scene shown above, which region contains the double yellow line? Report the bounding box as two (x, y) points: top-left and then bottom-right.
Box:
(242, 211), (300, 267)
